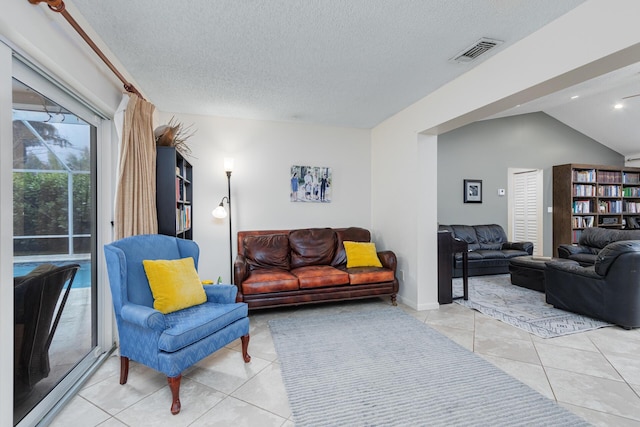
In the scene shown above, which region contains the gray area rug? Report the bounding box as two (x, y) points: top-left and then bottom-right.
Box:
(453, 274), (612, 338)
(269, 308), (590, 426)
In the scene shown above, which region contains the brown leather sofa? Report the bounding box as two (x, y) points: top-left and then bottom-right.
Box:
(234, 227), (399, 309)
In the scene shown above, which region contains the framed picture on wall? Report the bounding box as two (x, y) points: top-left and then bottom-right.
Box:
(290, 165), (332, 203)
(464, 179), (482, 203)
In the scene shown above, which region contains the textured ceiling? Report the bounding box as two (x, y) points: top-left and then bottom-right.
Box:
(68, 0), (585, 129)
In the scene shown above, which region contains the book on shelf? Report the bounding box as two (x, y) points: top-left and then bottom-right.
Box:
(572, 169), (596, 183)
(597, 170), (622, 183)
(572, 199), (592, 214)
(573, 184), (595, 196)
(571, 215), (594, 228)
(624, 172), (640, 184)
(184, 205), (191, 230)
(623, 187), (640, 197)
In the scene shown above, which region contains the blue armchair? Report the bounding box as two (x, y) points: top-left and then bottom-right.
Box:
(104, 234), (250, 414)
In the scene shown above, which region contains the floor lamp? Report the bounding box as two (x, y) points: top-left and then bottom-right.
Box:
(211, 158), (234, 282)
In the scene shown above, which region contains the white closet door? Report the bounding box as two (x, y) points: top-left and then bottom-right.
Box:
(510, 169), (543, 255)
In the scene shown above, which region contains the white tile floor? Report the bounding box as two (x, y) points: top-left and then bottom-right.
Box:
(49, 296), (640, 427)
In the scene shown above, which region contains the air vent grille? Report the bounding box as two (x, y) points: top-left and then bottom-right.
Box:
(450, 38), (503, 63)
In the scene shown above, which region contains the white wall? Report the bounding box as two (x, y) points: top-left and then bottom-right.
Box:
(371, 0), (640, 310)
(157, 112), (372, 283)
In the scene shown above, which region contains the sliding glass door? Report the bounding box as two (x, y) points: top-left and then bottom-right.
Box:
(11, 66), (101, 425)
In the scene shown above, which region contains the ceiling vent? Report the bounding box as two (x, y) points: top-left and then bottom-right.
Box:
(450, 38), (503, 63)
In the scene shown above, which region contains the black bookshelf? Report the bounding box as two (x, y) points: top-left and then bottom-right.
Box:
(156, 146), (192, 239)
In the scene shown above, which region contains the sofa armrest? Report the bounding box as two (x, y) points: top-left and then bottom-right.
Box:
(545, 259), (601, 280)
(121, 304), (166, 331)
(234, 255), (250, 286)
(557, 244), (599, 259)
(204, 284), (238, 304)
(378, 250), (397, 272)
(502, 241), (534, 254)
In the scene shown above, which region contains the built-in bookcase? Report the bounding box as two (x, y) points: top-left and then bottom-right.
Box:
(156, 146), (192, 240)
(553, 163), (640, 254)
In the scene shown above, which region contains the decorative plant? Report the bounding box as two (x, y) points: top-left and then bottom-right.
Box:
(154, 116), (196, 157)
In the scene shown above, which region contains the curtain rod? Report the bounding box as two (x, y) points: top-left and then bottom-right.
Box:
(28, 0), (144, 99)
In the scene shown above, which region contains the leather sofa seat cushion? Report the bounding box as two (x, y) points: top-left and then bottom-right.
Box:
(289, 228), (337, 269)
(501, 249), (531, 258)
(241, 269), (299, 295)
(346, 267), (395, 285)
(243, 234), (290, 270)
(331, 227), (371, 266)
(475, 250), (507, 259)
(291, 265), (349, 288)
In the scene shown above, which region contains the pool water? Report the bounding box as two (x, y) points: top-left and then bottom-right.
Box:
(13, 261), (92, 289)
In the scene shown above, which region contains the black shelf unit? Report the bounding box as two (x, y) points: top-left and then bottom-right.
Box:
(156, 146), (192, 240)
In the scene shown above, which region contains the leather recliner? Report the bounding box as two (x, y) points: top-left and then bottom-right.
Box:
(557, 227), (640, 266)
(546, 240), (640, 328)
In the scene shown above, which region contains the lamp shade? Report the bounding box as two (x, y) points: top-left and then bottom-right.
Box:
(212, 204), (228, 219)
(224, 158), (234, 172)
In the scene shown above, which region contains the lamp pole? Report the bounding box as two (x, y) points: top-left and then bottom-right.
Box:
(226, 170), (232, 283)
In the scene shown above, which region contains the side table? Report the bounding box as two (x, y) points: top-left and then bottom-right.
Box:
(437, 231), (469, 304)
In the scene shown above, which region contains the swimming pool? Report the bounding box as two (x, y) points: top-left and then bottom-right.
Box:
(13, 260), (92, 289)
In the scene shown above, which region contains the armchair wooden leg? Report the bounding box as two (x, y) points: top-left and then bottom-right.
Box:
(119, 356), (129, 385)
(168, 375), (181, 415)
(241, 334), (251, 363)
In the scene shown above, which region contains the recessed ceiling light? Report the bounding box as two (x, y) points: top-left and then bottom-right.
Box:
(570, 95), (579, 100)
(614, 103), (624, 109)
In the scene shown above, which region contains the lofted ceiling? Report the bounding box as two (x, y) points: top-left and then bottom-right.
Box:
(62, 1), (638, 156)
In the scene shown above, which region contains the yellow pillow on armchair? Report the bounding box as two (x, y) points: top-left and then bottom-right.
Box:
(142, 257), (206, 314)
(343, 241), (383, 268)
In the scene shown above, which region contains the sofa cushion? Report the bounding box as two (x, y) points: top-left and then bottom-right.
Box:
(474, 224), (508, 250)
(158, 302), (248, 353)
(449, 225), (480, 250)
(241, 269), (299, 295)
(291, 265), (349, 288)
(289, 228), (337, 269)
(243, 234), (290, 270)
(474, 250), (507, 259)
(579, 227), (640, 250)
(332, 227), (371, 266)
(346, 267), (395, 285)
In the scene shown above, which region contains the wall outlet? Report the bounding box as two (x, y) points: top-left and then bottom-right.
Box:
(498, 188), (505, 196)
(547, 206), (553, 213)
(399, 270), (405, 281)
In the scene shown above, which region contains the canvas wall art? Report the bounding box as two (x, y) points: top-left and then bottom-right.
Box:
(290, 165), (332, 203)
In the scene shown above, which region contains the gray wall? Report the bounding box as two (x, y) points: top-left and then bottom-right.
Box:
(437, 112), (624, 255)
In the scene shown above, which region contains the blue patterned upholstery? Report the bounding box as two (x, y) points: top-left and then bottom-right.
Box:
(104, 234), (250, 378)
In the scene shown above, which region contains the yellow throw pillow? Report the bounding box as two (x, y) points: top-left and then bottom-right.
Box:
(142, 257), (207, 314)
(343, 241), (383, 268)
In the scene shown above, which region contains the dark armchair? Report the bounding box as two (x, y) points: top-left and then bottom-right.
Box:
(14, 263), (80, 403)
(557, 227), (640, 266)
(546, 240), (640, 328)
